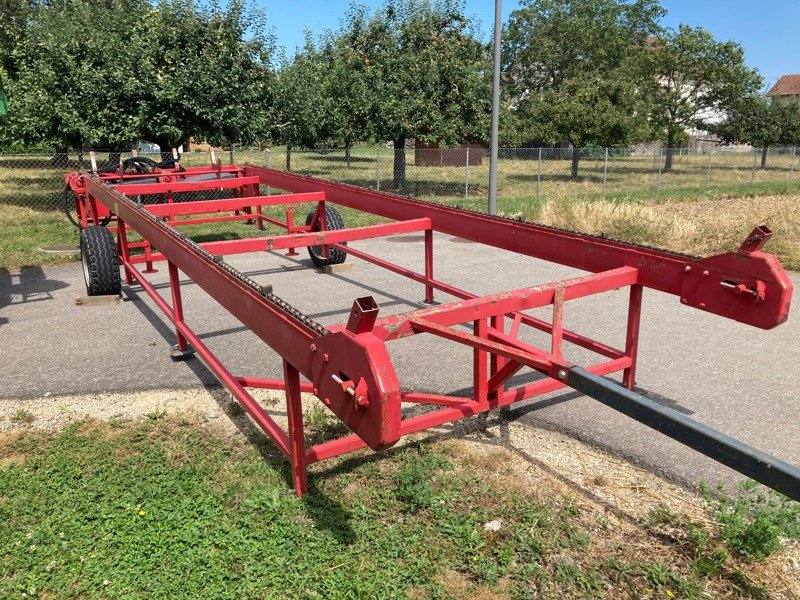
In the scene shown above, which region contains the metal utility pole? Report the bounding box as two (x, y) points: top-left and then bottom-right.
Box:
(488, 0), (502, 216)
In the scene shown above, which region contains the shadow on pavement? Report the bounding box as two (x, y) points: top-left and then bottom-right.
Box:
(0, 267), (70, 325)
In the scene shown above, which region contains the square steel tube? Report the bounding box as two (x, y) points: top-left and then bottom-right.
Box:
(374, 266), (638, 341)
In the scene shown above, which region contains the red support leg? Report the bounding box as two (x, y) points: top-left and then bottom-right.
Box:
(142, 242), (158, 274)
(284, 360), (309, 496)
(256, 205), (265, 231)
(489, 315), (505, 403)
(285, 207), (299, 256)
(474, 319), (488, 403)
(623, 284), (643, 389)
(551, 284), (565, 358)
(424, 228), (434, 304)
(116, 218), (134, 284)
(167, 261), (188, 352)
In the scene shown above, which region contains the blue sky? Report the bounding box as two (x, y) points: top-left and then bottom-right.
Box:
(259, 0), (799, 88)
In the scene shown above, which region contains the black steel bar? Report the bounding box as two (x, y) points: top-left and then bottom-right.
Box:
(568, 367), (800, 501)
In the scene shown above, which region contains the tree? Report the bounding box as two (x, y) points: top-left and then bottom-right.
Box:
(141, 0), (275, 150)
(0, 0), (36, 79)
(272, 35), (330, 171)
(710, 95), (800, 169)
(2, 0), (150, 151)
(319, 14), (375, 166)
(0, 0), (274, 151)
(641, 24), (762, 171)
(503, 0), (663, 177)
(340, 0), (491, 190)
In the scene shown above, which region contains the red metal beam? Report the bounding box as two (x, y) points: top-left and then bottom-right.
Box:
(113, 175), (261, 195)
(143, 192), (326, 217)
(261, 218), (431, 252)
(248, 167), (792, 330)
(375, 267), (638, 341)
(329, 242), (626, 359)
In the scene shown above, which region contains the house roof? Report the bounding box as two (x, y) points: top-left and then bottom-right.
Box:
(767, 74), (800, 96)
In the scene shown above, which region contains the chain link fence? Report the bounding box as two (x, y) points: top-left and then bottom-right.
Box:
(2, 145), (798, 214)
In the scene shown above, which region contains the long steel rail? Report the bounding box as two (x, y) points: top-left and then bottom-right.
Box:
(68, 166), (800, 500)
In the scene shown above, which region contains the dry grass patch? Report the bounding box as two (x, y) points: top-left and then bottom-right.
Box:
(537, 194), (800, 270)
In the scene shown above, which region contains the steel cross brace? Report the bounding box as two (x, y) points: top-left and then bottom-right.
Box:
(68, 169), (800, 501)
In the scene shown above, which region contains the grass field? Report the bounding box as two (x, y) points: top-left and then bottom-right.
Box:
(1, 412), (798, 599)
(1, 147), (799, 270)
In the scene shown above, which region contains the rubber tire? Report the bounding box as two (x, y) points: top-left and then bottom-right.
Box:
(305, 206), (347, 268)
(80, 225), (121, 296)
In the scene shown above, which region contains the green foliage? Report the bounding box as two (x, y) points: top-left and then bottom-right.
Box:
(9, 408), (35, 424)
(641, 24), (762, 169)
(0, 0), (274, 150)
(337, 0), (491, 187)
(701, 479), (800, 559)
(391, 444), (450, 511)
(271, 34), (330, 169)
(503, 0), (663, 175)
(710, 95), (800, 168)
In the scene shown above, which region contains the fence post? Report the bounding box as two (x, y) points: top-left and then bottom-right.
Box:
(656, 148), (662, 190)
(464, 147), (470, 199)
(602, 147), (608, 193)
(751, 150), (757, 183)
(706, 150), (712, 186)
(375, 145), (381, 192)
(791, 147), (797, 179)
(536, 148), (542, 197)
(229, 144), (235, 165)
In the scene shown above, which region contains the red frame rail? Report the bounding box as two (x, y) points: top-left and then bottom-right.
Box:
(65, 164), (800, 500)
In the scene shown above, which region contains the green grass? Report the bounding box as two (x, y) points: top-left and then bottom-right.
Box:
(701, 480), (800, 560)
(9, 409), (35, 424)
(2, 146), (800, 270)
(1, 417), (796, 599)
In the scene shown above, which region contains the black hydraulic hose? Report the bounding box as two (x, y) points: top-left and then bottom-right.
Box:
(63, 183), (84, 230)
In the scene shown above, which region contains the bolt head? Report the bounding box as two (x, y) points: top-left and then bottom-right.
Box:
(681, 298), (688, 304)
(699, 303), (706, 309)
(323, 353), (329, 362)
(684, 265), (692, 272)
(322, 397), (331, 406)
(310, 343), (317, 352)
(557, 369), (567, 380)
(702, 270), (710, 278)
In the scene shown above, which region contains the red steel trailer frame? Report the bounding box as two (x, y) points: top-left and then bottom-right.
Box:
(65, 160), (800, 500)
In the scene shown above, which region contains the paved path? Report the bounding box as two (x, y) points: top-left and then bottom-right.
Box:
(1, 233), (798, 491)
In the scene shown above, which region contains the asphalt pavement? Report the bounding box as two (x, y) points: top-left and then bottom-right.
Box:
(1, 232), (798, 491)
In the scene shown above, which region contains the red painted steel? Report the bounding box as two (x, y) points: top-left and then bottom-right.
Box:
(142, 192), (326, 217)
(65, 164), (795, 496)
(247, 167), (792, 330)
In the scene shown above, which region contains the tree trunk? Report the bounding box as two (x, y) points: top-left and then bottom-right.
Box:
(393, 136), (407, 191)
(286, 143), (292, 172)
(760, 145), (769, 170)
(664, 131), (676, 172)
(571, 146), (580, 179)
(345, 141), (352, 168)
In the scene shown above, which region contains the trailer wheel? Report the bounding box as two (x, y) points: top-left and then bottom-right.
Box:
(80, 226), (121, 296)
(305, 206), (347, 268)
